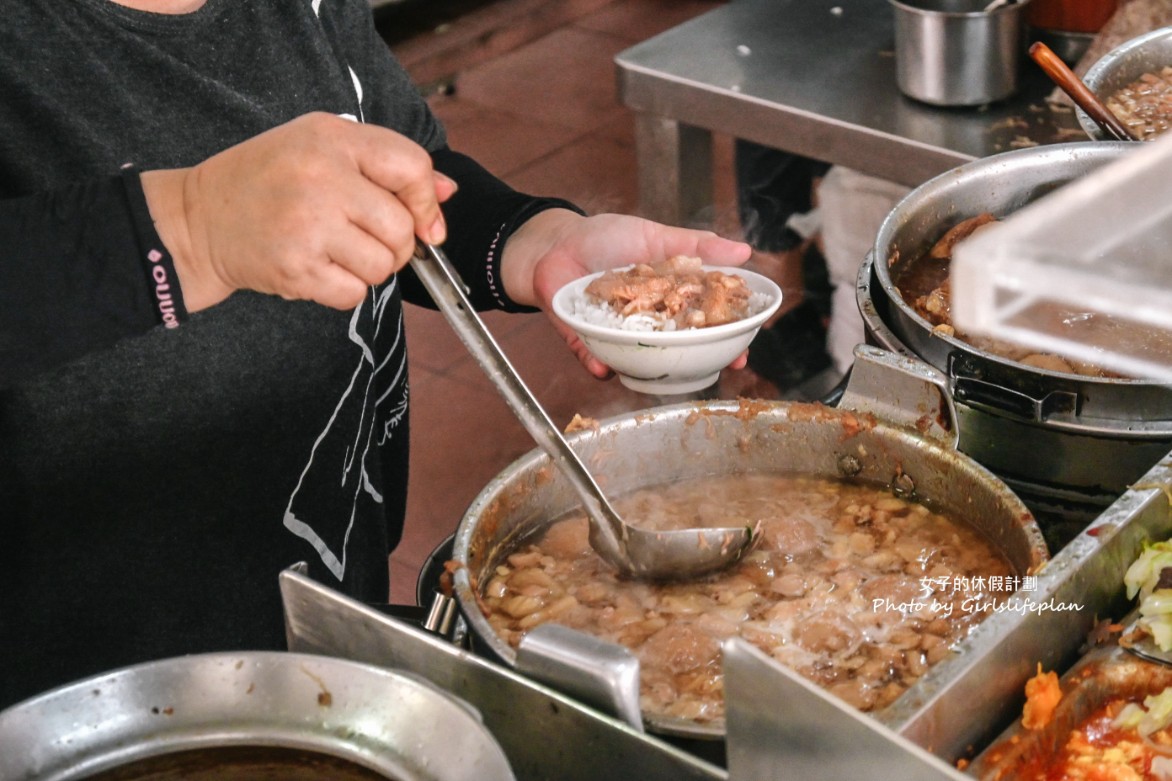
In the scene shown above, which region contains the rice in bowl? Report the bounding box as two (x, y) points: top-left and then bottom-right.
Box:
(561, 256), (773, 333)
(564, 288), (775, 333)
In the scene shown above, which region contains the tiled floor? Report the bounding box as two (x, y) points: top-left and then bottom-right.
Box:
(379, 0), (803, 604)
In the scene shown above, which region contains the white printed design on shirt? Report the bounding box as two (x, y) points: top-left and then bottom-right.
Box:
(282, 281), (407, 581)
(282, 23), (404, 580)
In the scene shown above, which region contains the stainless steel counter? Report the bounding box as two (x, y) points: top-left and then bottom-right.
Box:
(615, 0), (1085, 225)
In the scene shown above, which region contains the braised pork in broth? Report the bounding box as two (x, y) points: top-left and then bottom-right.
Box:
(479, 473), (1014, 726)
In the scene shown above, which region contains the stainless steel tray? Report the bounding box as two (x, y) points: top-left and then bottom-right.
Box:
(280, 566), (969, 781)
(967, 637), (1172, 778)
(880, 452), (1172, 762)
(280, 567), (726, 781)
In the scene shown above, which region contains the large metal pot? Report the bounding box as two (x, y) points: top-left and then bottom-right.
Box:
(859, 141), (1172, 545)
(449, 349), (1048, 740)
(0, 652), (514, 781)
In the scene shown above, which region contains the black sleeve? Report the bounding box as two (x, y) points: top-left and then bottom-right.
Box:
(0, 171), (183, 388)
(399, 147), (585, 313)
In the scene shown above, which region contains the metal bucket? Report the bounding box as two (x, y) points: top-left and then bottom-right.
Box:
(0, 652), (514, 781)
(449, 349), (1048, 740)
(859, 141), (1172, 545)
(890, 0), (1033, 106)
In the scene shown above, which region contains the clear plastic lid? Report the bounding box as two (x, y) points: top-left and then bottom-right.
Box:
(951, 133), (1172, 381)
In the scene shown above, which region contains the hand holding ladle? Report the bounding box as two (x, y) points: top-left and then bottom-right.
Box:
(409, 240), (755, 581)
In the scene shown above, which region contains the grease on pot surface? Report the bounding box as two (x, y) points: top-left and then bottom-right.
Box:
(479, 473), (1015, 726)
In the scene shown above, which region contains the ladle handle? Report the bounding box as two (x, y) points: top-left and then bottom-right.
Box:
(409, 242), (629, 563)
(1028, 42), (1136, 142)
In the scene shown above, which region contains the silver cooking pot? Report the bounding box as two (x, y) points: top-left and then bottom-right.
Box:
(450, 348), (1048, 740)
(859, 141), (1172, 543)
(1079, 26), (1172, 141)
(0, 652), (514, 781)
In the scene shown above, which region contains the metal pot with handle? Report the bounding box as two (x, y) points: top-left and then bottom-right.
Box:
(449, 347), (1049, 740)
(858, 141), (1172, 545)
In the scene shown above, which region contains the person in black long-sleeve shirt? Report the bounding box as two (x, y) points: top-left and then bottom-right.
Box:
(0, 0), (752, 708)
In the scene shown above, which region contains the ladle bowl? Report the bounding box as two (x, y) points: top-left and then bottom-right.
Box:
(409, 241), (754, 580)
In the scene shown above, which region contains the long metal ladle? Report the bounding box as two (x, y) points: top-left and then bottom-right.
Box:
(409, 241), (754, 580)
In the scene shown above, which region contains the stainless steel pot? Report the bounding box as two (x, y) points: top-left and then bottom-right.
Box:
(0, 652), (514, 781)
(450, 349), (1048, 740)
(890, 0), (1033, 106)
(859, 141), (1172, 544)
(1079, 26), (1172, 140)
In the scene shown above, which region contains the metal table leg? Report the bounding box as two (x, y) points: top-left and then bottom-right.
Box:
(634, 113), (714, 228)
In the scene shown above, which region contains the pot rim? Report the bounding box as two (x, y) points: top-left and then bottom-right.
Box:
(888, 0), (1034, 19)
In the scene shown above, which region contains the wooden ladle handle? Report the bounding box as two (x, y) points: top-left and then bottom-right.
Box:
(1029, 41), (1137, 142)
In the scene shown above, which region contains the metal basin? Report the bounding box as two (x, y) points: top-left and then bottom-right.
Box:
(449, 356), (1048, 740)
(0, 652), (514, 781)
(1080, 26), (1172, 140)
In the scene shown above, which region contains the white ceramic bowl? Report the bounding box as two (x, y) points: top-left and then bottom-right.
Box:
(551, 265), (783, 395)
